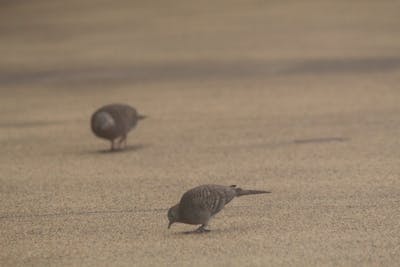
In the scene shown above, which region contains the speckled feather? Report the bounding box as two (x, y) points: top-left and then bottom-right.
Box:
(91, 104), (138, 140)
(170, 184), (270, 228)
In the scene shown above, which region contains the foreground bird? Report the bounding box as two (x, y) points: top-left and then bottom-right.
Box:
(91, 104), (145, 150)
(168, 184), (270, 232)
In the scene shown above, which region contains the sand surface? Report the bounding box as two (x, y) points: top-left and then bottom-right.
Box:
(1, 1), (400, 266)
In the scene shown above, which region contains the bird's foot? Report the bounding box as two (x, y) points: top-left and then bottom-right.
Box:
(195, 226), (210, 233)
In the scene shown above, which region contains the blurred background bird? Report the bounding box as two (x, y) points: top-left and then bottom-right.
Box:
(91, 103), (146, 151)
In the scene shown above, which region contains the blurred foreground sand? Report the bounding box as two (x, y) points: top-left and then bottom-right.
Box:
(1, 1), (400, 266)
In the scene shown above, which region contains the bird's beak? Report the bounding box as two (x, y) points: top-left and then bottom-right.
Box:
(168, 221), (172, 229)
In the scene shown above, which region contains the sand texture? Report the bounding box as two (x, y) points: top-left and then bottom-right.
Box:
(1, 0), (400, 266)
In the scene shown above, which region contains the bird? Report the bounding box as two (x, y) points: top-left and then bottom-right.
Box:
(167, 184), (270, 233)
(91, 103), (146, 151)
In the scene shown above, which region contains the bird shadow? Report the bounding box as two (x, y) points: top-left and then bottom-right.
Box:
(293, 137), (349, 144)
(82, 143), (150, 155)
(181, 230), (211, 235)
(217, 136), (349, 152)
(173, 226), (249, 235)
(172, 221), (274, 236)
(172, 230), (212, 235)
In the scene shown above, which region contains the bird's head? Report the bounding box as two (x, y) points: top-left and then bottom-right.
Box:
(167, 204), (179, 229)
(94, 112), (115, 131)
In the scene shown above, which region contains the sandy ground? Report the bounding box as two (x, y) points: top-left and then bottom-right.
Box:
(1, 0), (400, 266)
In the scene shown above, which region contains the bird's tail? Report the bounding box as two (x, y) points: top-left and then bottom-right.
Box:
(230, 185), (271, 196)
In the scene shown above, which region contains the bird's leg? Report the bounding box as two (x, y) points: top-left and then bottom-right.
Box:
(195, 224), (210, 233)
(118, 134), (127, 149)
(110, 140), (115, 151)
(123, 136), (127, 148)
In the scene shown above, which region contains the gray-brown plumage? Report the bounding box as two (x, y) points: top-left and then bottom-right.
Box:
(167, 184), (270, 232)
(91, 104), (145, 150)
